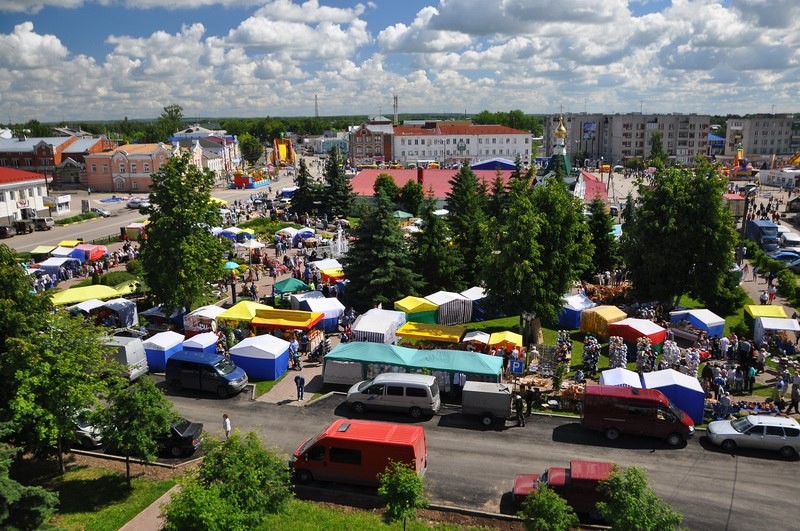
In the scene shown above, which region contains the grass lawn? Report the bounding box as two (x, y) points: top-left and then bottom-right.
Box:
(254, 371), (288, 397)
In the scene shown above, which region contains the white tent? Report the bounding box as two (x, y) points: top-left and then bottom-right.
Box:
(229, 335), (291, 380)
(463, 331), (491, 344)
(182, 331), (218, 353)
(310, 258), (342, 270)
(754, 317), (800, 345)
(352, 309), (407, 344)
(460, 286), (486, 301)
(276, 226), (299, 237)
(641, 369), (705, 424)
(183, 304), (226, 336)
(69, 298), (106, 314)
(600, 367), (642, 387)
(289, 290), (325, 310)
(299, 297), (345, 332)
(425, 291), (472, 325)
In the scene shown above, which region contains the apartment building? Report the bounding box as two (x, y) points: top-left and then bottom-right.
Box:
(725, 114), (797, 160)
(84, 143), (172, 193)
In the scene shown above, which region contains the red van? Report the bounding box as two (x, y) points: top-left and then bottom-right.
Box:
(291, 419), (427, 486)
(581, 385), (695, 447)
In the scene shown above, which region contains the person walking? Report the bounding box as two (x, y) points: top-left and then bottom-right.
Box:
(786, 385), (800, 415)
(222, 413), (232, 439)
(514, 394), (525, 427)
(294, 374), (306, 401)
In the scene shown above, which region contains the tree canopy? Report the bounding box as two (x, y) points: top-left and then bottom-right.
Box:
(239, 133), (264, 167)
(585, 198), (619, 277)
(445, 165), (489, 286)
(412, 196), (464, 293)
(597, 466), (682, 531)
(291, 158), (320, 215)
(517, 485), (579, 531)
(321, 146), (354, 218)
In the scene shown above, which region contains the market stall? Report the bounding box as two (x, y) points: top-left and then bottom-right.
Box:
(298, 297), (345, 332)
(668, 309), (726, 342)
(57, 240), (83, 248)
(488, 331), (524, 350)
(50, 285), (120, 306)
(351, 309), (407, 344)
(558, 292), (597, 329)
(143, 331), (185, 372)
(743, 304), (787, 331)
(289, 290), (325, 310)
(608, 318), (666, 353)
(216, 300), (272, 325)
(140, 305), (185, 331)
(425, 290), (473, 325)
(460, 286), (489, 322)
(183, 304), (227, 338)
(229, 335), (291, 380)
(37, 257), (82, 278)
(30, 245), (56, 260)
(272, 278), (311, 306)
(641, 369), (705, 424)
(250, 308), (324, 331)
(599, 367), (642, 388)
(580, 305), (627, 339)
(50, 246), (86, 263)
(182, 331), (218, 354)
(102, 298), (139, 328)
(75, 243), (108, 262)
(123, 223), (148, 241)
(753, 317), (800, 345)
(292, 228), (316, 247)
(462, 331), (491, 350)
(396, 322), (466, 344)
(69, 298), (106, 316)
(394, 296), (438, 324)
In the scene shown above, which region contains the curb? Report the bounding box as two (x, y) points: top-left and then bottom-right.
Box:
(70, 448), (204, 469)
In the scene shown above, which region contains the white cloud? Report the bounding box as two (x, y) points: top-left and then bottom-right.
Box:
(0, 22), (69, 68)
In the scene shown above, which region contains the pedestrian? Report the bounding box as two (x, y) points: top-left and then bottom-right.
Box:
(452, 372), (466, 400)
(514, 394), (525, 427)
(786, 385), (800, 415)
(294, 374), (305, 400)
(752, 265), (758, 282)
(525, 386), (539, 416)
(768, 284), (777, 305)
(760, 290), (768, 305)
(222, 413), (232, 438)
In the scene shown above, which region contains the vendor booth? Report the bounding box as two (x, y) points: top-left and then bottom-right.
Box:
(289, 290), (325, 310)
(309, 258), (346, 283)
(559, 293), (597, 329)
(143, 331), (185, 372)
(182, 331), (218, 354)
(250, 308), (324, 331)
(488, 331), (524, 350)
(102, 298), (139, 328)
(641, 369), (705, 424)
(140, 305), (185, 331)
(608, 318), (667, 353)
(75, 243), (108, 262)
(298, 297), (345, 332)
(51, 284), (120, 306)
(69, 298), (106, 316)
(425, 290), (473, 325)
(58, 240), (82, 248)
(272, 278), (311, 302)
(183, 305), (226, 338)
(460, 286), (489, 322)
(394, 296), (438, 324)
(276, 227), (299, 240)
(669, 309), (725, 342)
(753, 317), (800, 345)
(396, 322), (466, 344)
(292, 228), (316, 247)
(229, 335), (291, 380)
(37, 257), (81, 278)
(351, 309), (407, 344)
(50, 246), (86, 263)
(123, 223), (148, 241)
(580, 305), (627, 339)
(462, 331), (491, 350)
(216, 301), (272, 325)
(744, 304), (787, 331)
(600, 367), (642, 387)
(30, 245), (56, 259)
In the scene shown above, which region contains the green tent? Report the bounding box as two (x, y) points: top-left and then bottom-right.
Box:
(393, 210), (413, 219)
(394, 295), (438, 324)
(273, 277), (310, 294)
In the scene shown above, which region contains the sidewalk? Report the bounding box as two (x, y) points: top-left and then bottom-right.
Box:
(119, 484), (179, 531)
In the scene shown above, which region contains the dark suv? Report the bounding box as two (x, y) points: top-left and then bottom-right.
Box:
(0, 225), (17, 238)
(158, 418), (204, 457)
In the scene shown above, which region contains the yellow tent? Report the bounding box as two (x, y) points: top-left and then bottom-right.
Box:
(31, 245), (57, 255)
(580, 305), (627, 339)
(394, 296), (438, 324)
(50, 285), (120, 306)
(488, 330), (524, 348)
(251, 308), (324, 330)
(320, 268), (345, 280)
(114, 280), (143, 296)
(210, 197), (228, 206)
(744, 304), (787, 329)
(217, 300), (272, 323)
(396, 322), (466, 343)
(58, 240), (83, 248)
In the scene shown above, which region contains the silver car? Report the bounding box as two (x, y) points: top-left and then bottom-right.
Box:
(74, 411), (103, 449)
(706, 415), (800, 458)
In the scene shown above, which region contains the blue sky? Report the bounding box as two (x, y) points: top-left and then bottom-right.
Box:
(0, 0), (797, 123)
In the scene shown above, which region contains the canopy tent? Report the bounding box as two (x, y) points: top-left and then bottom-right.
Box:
(351, 309), (407, 344)
(396, 322), (466, 344)
(143, 331), (185, 372)
(75, 243), (108, 262)
(600, 367), (642, 388)
(124, 223), (148, 241)
(51, 284), (120, 306)
(559, 292), (597, 329)
(102, 298), (139, 328)
(608, 318), (667, 354)
(298, 297), (345, 332)
(394, 296), (438, 324)
(460, 286), (490, 322)
(276, 226), (299, 238)
(641, 369), (705, 424)
(292, 228), (317, 247)
(69, 298), (107, 315)
(463, 330), (491, 345)
(310, 258), (342, 270)
(290, 290), (325, 310)
(183, 304), (226, 337)
(425, 290), (472, 325)
(50, 246), (85, 263)
(754, 317), (800, 345)
(217, 300), (272, 324)
(489, 331), (524, 349)
(744, 304), (787, 330)
(238, 238), (265, 250)
(30, 245), (56, 257)
(182, 331), (218, 354)
(250, 308), (324, 331)
(320, 267), (345, 282)
(273, 277), (311, 295)
(58, 239), (82, 248)
(113, 279), (142, 296)
(669, 309), (726, 341)
(323, 342), (503, 385)
(36, 257), (81, 278)
(229, 335), (291, 380)
(140, 305), (185, 329)
(580, 305), (627, 339)
(393, 210), (413, 219)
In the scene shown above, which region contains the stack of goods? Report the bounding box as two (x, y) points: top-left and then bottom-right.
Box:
(559, 383), (585, 412)
(661, 340), (681, 369)
(557, 330), (573, 362)
(608, 336), (628, 369)
(636, 337), (656, 373)
(685, 347), (701, 377)
(582, 335), (601, 378)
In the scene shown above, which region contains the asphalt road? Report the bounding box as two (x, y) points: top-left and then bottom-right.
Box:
(169, 392), (793, 531)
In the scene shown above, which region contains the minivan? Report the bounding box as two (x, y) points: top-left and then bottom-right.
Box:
(581, 385), (695, 447)
(346, 373), (440, 418)
(104, 336), (149, 381)
(165, 351), (248, 398)
(291, 419), (427, 486)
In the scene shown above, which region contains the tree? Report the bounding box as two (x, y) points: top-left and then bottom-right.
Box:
(483, 176), (591, 344)
(445, 165), (489, 286)
(517, 485), (579, 531)
(597, 466), (682, 531)
(397, 180), (425, 216)
(162, 432), (293, 531)
(378, 461), (428, 528)
(239, 133), (263, 167)
(0, 441), (58, 531)
(412, 196), (464, 293)
(486, 172), (509, 221)
(649, 131), (668, 169)
(291, 158), (320, 215)
(373, 173), (400, 202)
(152, 104), (184, 142)
(585, 198), (619, 277)
(97, 378), (178, 484)
(139, 152), (228, 312)
(321, 146), (353, 218)
(342, 189), (423, 312)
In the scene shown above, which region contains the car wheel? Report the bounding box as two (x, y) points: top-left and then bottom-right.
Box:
(604, 427), (621, 441)
(351, 402), (365, 414)
(217, 386), (230, 399)
(409, 407), (422, 419)
(480, 414), (494, 426)
(721, 439), (737, 452)
(296, 469), (313, 484)
(779, 446), (797, 459)
(170, 445), (183, 458)
(666, 433), (683, 447)
(170, 379), (182, 392)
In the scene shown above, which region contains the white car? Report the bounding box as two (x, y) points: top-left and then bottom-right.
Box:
(90, 207), (112, 217)
(73, 410), (103, 449)
(706, 415), (800, 458)
(126, 197), (143, 209)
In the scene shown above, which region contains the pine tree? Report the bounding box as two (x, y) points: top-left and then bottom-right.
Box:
(585, 198), (619, 277)
(445, 165), (488, 286)
(412, 196), (464, 293)
(322, 146), (353, 218)
(291, 158), (320, 215)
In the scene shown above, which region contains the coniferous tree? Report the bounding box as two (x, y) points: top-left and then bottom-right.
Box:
(291, 158), (320, 215)
(398, 179), (425, 216)
(486, 172), (508, 222)
(585, 198), (619, 278)
(373, 173), (400, 202)
(445, 165), (488, 286)
(412, 196), (464, 293)
(322, 146), (353, 218)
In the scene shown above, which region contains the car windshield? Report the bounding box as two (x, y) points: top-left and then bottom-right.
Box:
(429, 383), (439, 398)
(730, 417), (753, 433)
(215, 358), (237, 375)
(668, 403), (683, 420)
(173, 419), (191, 435)
(357, 378), (375, 392)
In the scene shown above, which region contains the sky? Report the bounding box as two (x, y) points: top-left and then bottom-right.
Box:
(1, 0), (799, 123)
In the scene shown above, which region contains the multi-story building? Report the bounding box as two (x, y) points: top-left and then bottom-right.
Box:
(348, 116), (394, 166)
(725, 114), (796, 161)
(0, 167), (51, 223)
(85, 143), (172, 193)
(543, 113), (711, 166)
(172, 138), (227, 185)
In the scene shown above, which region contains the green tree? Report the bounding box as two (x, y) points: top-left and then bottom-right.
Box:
(162, 432), (293, 531)
(649, 131), (668, 169)
(518, 485), (579, 531)
(483, 176), (591, 344)
(139, 152), (228, 312)
(585, 198), (618, 277)
(239, 133), (263, 167)
(373, 173), (400, 201)
(597, 466), (682, 531)
(97, 378), (178, 484)
(0, 441), (58, 531)
(445, 165), (489, 286)
(152, 104), (183, 142)
(397, 179), (425, 216)
(322, 146), (354, 218)
(486, 172), (509, 221)
(291, 158), (320, 215)
(378, 461), (428, 528)
(412, 196), (464, 293)
(342, 190), (423, 311)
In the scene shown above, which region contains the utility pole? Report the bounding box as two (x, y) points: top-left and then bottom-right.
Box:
(314, 95), (319, 118)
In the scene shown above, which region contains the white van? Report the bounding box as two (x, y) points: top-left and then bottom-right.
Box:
(104, 336), (149, 381)
(346, 373), (441, 418)
(780, 231), (800, 248)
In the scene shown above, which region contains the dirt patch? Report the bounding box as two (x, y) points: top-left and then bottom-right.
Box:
(13, 452), (189, 484)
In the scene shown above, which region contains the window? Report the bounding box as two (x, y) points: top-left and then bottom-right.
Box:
(329, 447), (361, 465)
(9, 191), (15, 200)
(386, 386), (404, 396)
(130, 163), (137, 173)
(143, 163), (150, 173)
(91, 164), (97, 173)
(103, 164), (108, 173)
(307, 446), (325, 461)
(366, 385), (384, 396)
(747, 426), (764, 436)
(406, 387), (427, 398)
(0, 192), (4, 201)
(784, 428), (800, 438)
(119, 164), (125, 173)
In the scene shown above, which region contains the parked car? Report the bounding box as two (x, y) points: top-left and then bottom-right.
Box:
(767, 250), (800, 263)
(138, 200), (151, 211)
(346, 373), (440, 418)
(158, 418), (204, 457)
(91, 207), (112, 217)
(0, 225), (17, 238)
(73, 410), (103, 450)
(513, 461), (614, 517)
(126, 197), (143, 209)
(706, 415), (800, 458)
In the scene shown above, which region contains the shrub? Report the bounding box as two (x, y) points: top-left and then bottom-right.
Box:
(518, 485), (579, 531)
(99, 271), (138, 286)
(125, 259), (144, 276)
(776, 268), (797, 299)
(378, 461), (428, 524)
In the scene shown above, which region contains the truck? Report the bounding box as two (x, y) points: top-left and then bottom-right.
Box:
(512, 460), (614, 516)
(19, 207), (54, 231)
(103, 336), (149, 382)
(461, 381), (512, 426)
(745, 219), (779, 252)
(12, 219), (35, 234)
(723, 193), (746, 219)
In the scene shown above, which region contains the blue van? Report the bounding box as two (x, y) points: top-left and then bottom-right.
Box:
(165, 351), (248, 398)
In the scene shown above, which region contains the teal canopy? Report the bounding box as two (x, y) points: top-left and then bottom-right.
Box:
(273, 277), (310, 294)
(325, 342), (502, 379)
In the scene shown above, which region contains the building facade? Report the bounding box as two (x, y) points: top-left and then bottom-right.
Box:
(85, 144), (172, 193)
(0, 168), (51, 223)
(348, 116), (394, 166)
(724, 114), (798, 161)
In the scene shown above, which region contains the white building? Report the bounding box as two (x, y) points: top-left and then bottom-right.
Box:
(725, 114), (797, 161)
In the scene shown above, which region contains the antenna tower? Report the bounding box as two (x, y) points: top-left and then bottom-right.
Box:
(314, 95), (319, 118)
(393, 95), (398, 125)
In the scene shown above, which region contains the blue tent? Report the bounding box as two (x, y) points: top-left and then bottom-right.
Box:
(669, 309), (725, 339)
(558, 293), (596, 329)
(182, 331), (218, 354)
(299, 297), (345, 332)
(143, 331), (185, 372)
(642, 369), (705, 425)
(229, 335), (290, 380)
(471, 158), (516, 171)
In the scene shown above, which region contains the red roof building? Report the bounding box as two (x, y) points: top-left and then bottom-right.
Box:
(0, 167), (50, 223)
(351, 167), (514, 201)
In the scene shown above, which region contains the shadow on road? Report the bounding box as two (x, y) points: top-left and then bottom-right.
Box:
(436, 412), (512, 432)
(551, 422), (686, 450)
